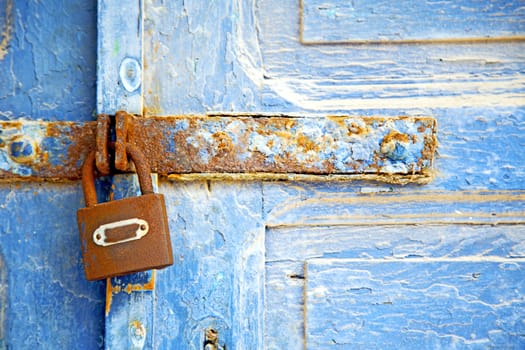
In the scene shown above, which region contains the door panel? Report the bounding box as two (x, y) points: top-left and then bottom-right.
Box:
(1, 0), (523, 348)
(153, 181), (265, 349)
(265, 220), (525, 349)
(301, 0), (525, 43)
(305, 258), (525, 348)
(140, 0), (525, 348)
(257, 0), (525, 113)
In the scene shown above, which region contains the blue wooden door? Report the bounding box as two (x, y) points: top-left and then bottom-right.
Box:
(2, 0), (525, 349)
(138, 1), (525, 348)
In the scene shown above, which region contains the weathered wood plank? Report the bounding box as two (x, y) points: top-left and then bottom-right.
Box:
(266, 190), (525, 227)
(266, 225), (525, 265)
(305, 258), (525, 348)
(301, 0), (525, 44)
(144, 0), (525, 114)
(104, 174), (158, 350)
(257, 0), (525, 113)
(143, 0), (262, 115)
(0, 182), (106, 349)
(153, 181), (265, 349)
(265, 224), (525, 349)
(265, 261), (305, 350)
(97, 0), (143, 114)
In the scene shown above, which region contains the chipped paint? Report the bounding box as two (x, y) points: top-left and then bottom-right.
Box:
(0, 0), (13, 61)
(129, 320), (146, 349)
(105, 271), (156, 316)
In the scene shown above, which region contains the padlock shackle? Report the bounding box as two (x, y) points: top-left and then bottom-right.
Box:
(82, 143), (154, 207)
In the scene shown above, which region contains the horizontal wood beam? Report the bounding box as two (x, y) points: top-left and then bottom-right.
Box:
(0, 114), (436, 184)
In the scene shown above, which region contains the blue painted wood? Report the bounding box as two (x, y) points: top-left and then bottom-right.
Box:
(0, 0), (96, 121)
(0, 0), (523, 349)
(143, 0), (262, 115)
(141, 1), (525, 348)
(105, 271), (155, 350)
(0, 2), (102, 345)
(153, 181), (265, 349)
(301, 0), (525, 43)
(257, 0), (525, 114)
(305, 258), (525, 348)
(97, 0), (143, 114)
(104, 174), (158, 350)
(0, 182), (106, 349)
(265, 223), (525, 349)
(146, 0), (525, 115)
(0, 253), (5, 349)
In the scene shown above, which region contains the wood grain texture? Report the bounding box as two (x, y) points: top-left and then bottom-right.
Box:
(305, 258), (525, 348)
(301, 0), (525, 43)
(256, 0), (525, 113)
(143, 0), (262, 115)
(266, 189), (525, 227)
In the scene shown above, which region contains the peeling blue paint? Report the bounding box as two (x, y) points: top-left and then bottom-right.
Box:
(41, 137), (71, 167)
(0, 1), (96, 121)
(175, 119), (189, 131)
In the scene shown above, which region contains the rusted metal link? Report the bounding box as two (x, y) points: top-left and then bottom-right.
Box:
(96, 114), (111, 175)
(82, 150), (98, 207)
(125, 143), (154, 195)
(115, 110), (131, 172)
(81, 143), (154, 207)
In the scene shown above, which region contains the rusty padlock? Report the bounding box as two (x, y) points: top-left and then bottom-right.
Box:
(77, 143), (173, 280)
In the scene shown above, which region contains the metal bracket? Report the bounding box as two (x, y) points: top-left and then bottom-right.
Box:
(0, 114), (437, 184)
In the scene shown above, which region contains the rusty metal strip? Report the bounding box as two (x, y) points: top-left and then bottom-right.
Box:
(0, 115), (437, 183)
(0, 120), (96, 180)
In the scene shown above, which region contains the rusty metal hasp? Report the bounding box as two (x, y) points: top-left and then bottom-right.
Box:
(77, 143), (173, 281)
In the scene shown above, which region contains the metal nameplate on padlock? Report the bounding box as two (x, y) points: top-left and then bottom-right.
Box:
(77, 146), (173, 281)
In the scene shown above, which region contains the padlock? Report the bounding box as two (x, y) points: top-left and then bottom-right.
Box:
(77, 143), (173, 280)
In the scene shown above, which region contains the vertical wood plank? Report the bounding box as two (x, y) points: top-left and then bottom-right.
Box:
(104, 174), (158, 349)
(97, 0), (143, 115)
(0, 253), (5, 350)
(97, 1), (149, 348)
